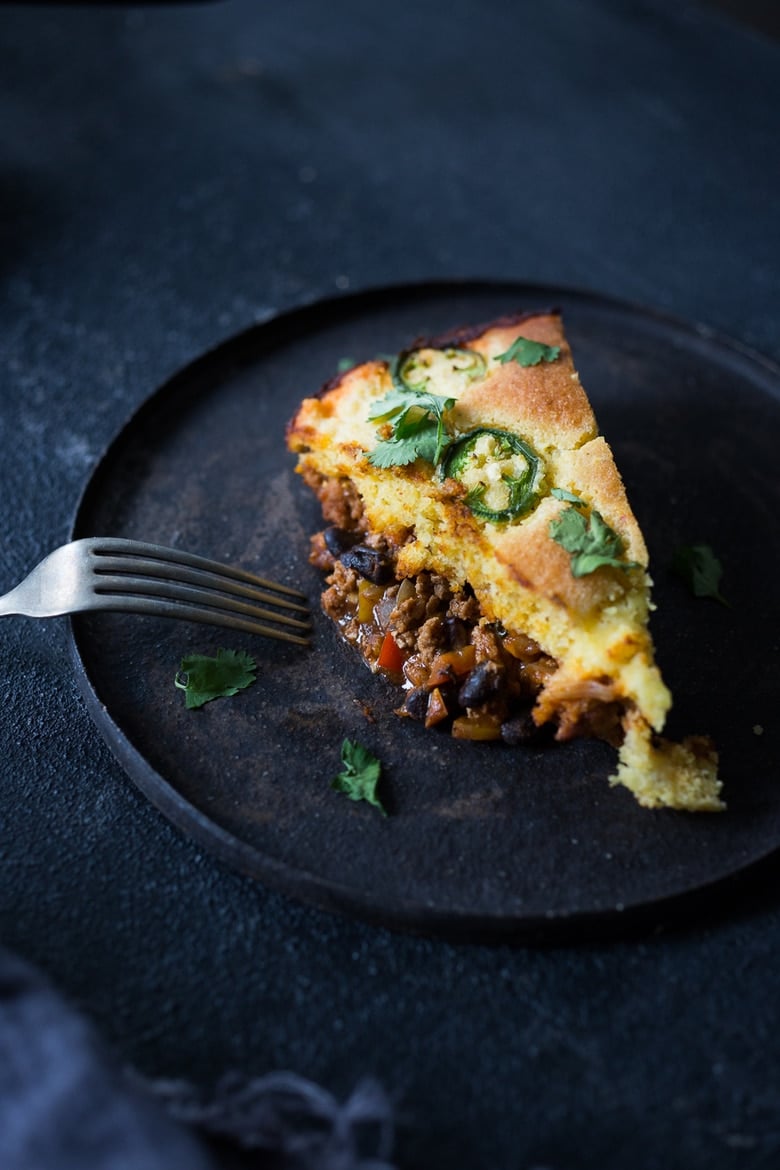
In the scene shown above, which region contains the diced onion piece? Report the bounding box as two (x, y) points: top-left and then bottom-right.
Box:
(502, 630), (544, 662)
(403, 654), (430, 688)
(395, 577), (416, 605)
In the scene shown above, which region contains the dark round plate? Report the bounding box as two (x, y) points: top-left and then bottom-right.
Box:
(70, 280), (780, 940)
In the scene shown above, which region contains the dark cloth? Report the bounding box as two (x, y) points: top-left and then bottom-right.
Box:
(0, 947), (214, 1170)
(0, 948), (395, 1170)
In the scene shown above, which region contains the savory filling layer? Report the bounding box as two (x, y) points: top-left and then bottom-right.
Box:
(308, 487), (625, 747)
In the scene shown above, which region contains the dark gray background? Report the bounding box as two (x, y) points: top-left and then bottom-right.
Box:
(1, 2), (779, 1168)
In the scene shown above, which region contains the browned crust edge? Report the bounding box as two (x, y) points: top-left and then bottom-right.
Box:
(293, 308), (562, 412)
(403, 307), (562, 352)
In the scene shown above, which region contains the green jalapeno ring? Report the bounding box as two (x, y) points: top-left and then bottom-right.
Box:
(392, 346), (487, 394)
(441, 427), (542, 523)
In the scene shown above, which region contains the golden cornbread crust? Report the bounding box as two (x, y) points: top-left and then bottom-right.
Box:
(287, 310), (723, 811)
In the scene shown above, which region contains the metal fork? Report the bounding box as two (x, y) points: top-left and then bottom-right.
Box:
(0, 537), (311, 645)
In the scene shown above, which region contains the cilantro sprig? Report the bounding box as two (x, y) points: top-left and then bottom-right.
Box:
(367, 386), (455, 469)
(496, 335), (561, 367)
(175, 648), (257, 709)
(331, 738), (387, 814)
(549, 499), (639, 578)
(672, 543), (729, 606)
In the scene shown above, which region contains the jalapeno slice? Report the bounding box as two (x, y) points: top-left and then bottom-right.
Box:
(393, 346), (486, 398)
(442, 427), (542, 522)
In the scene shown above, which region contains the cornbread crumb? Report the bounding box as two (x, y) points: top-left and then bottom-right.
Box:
(612, 711), (723, 811)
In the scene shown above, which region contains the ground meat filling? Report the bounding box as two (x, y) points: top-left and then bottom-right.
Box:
(311, 524), (622, 745)
(301, 467), (366, 532)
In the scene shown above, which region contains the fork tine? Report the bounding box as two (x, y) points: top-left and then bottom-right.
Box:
(91, 574), (311, 633)
(87, 538), (308, 607)
(84, 593), (311, 644)
(83, 538), (312, 643)
(91, 555), (310, 615)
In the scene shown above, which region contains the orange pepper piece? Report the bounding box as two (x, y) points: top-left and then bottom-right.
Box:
(427, 645), (476, 688)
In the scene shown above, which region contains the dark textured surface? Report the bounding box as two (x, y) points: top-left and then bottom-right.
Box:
(1, 2), (780, 1168)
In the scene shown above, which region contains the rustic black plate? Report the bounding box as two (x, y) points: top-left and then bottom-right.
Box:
(69, 281), (780, 940)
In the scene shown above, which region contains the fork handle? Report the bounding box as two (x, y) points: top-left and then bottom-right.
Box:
(0, 583), (28, 617)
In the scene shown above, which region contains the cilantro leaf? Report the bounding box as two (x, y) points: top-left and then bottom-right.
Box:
(366, 386), (417, 422)
(175, 648), (257, 709)
(672, 543), (729, 606)
(331, 738), (387, 814)
(367, 386), (453, 425)
(551, 487), (585, 505)
(496, 335), (561, 367)
(549, 506), (639, 578)
(337, 356), (356, 373)
(367, 387), (454, 469)
(369, 425), (440, 468)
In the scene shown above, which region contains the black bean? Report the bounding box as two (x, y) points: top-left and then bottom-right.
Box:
(339, 544), (393, 584)
(443, 615), (470, 650)
(458, 661), (501, 707)
(404, 687), (430, 721)
(323, 526), (360, 556)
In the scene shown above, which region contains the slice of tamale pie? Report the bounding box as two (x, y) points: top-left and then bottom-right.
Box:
(286, 310), (722, 811)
